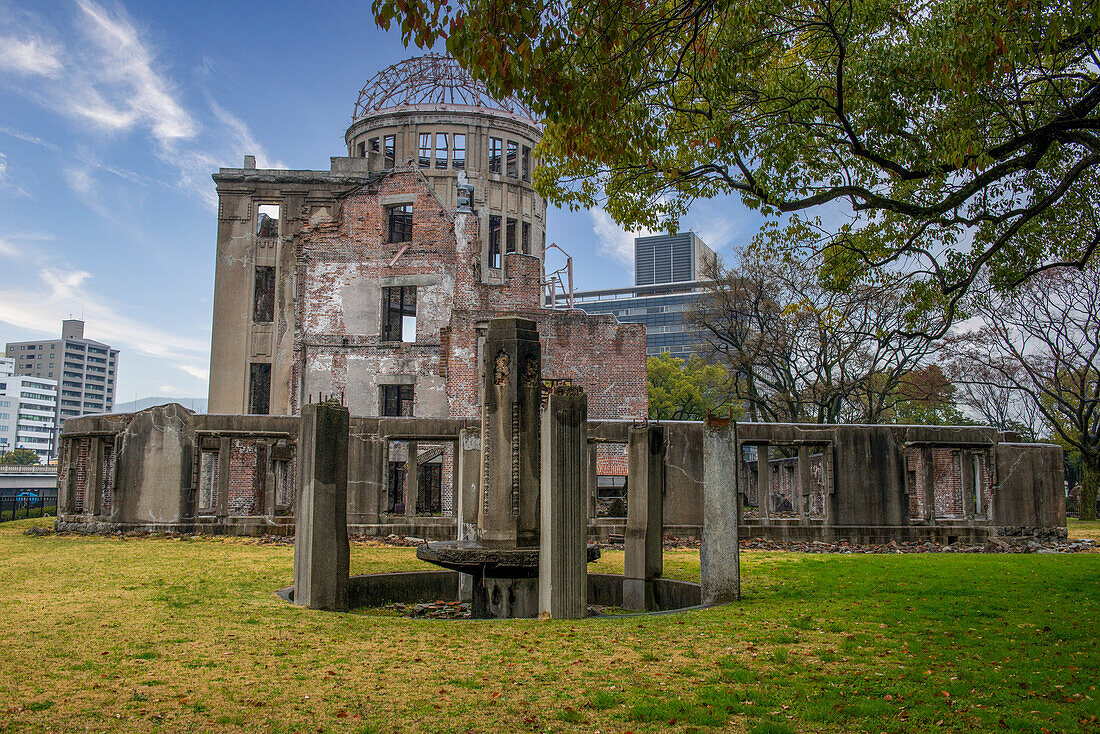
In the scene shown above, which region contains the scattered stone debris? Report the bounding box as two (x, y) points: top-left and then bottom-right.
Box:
(26, 526), (1095, 554)
(391, 600), (470, 619)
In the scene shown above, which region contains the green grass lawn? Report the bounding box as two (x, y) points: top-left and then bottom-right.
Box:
(1, 518), (1098, 734)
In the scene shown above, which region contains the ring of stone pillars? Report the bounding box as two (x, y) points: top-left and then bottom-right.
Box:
(286, 318), (743, 618)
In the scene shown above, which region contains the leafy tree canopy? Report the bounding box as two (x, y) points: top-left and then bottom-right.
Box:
(647, 353), (740, 421)
(0, 448), (41, 466)
(375, 0), (1100, 332)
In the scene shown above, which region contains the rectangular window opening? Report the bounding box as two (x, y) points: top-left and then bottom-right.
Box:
(252, 266), (275, 323)
(522, 145), (531, 181)
(452, 134), (466, 169)
(370, 137), (380, 153)
(521, 222), (531, 255)
(381, 384), (414, 417)
(256, 204), (279, 237)
(418, 133), (431, 167)
(387, 459), (407, 513)
(387, 204), (413, 243)
(435, 133), (448, 169)
(248, 363), (271, 415)
(382, 286), (417, 342)
(506, 218), (517, 253)
(489, 137), (502, 174)
(506, 141), (518, 177)
(488, 215), (502, 269)
(384, 135), (396, 168)
(356, 141), (365, 157)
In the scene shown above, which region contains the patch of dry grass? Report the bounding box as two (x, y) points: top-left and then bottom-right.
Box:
(1, 518), (1097, 733)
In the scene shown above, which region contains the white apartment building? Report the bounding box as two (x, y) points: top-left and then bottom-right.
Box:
(0, 373), (59, 461)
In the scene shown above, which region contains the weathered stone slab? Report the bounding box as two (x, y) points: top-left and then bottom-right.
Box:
(293, 403), (350, 611)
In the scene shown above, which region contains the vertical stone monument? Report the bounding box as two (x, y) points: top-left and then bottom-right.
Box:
(293, 401), (350, 611)
(539, 385), (588, 619)
(624, 424), (666, 611)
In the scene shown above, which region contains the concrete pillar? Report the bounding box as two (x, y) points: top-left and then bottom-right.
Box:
(797, 445), (811, 522)
(216, 437), (231, 520)
(86, 438), (102, 517)
(478, 317), (542, 548)
(756, 442), (771, 523)
(921, 446), (936, 522)
(624, 425), (666, 611)
(961, 451), (976, 519)
(539, 386), (588, 619)
(702, 422), (740, 604)
(586, 441), (598, 524)
(455, 428), (482, 602)
(456, 428), (481, 540)
(405, 440), (419, 518)
(292, 403), (350, 612)
(264, 440), (277, 520)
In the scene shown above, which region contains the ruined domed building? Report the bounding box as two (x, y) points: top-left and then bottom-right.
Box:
(207, 55), (643, 423)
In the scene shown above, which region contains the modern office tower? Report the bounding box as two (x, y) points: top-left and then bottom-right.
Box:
(5, 320), (119, 439)
(0, 373), (58, 461)
(562, 232), (718, 359)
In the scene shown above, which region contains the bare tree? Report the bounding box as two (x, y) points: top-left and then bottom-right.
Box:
(959, 267), (1100, 519)
(693, 249), (942, 424)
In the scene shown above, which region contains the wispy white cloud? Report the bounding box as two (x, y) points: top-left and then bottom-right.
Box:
(694, 216), (739, 252)
(0, 268), (208, 373)
(590, 208), (656, 268)
(0, 34), (63, 76)
(0, 236), (17, 258)
(175, 363), (208, 381)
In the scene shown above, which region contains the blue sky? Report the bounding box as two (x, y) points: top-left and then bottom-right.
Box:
(0, 0), (760, 403)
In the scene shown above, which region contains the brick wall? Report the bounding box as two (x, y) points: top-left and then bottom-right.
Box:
(227, 439), (262, 516)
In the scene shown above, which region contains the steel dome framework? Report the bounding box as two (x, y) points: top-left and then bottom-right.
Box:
(353, 54), (536, 122)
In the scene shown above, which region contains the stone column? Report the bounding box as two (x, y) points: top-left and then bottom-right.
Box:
(292, 403), (350, 612)
(455, 428), (482, 602)
(756, 443), (771, 523)
(539, 386), (588, 619)
(86, 438), (102, 517)
(586, 441), (598, 523)
(216, 436), (231, 521)
(921, 446), (936, 522)
(961, 451), (976, 519)
(797, 445), (811, 522)
(624, 425), (666, 611)
(703, 422), (740, 603)
(406, 440), (419, 518)
(478, 317), (542, 548)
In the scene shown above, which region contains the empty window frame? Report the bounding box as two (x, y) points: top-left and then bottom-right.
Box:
(387, 461), (407, 513)
(256, 204), (279, 237)
(252, 266), (275, 323)
(419, 133), (431, 167)
(522, 145), (531, 181)
(435, 133), (448, 169)
(452, 134), (466, 169)
(489, 137), (502, 173)
(382, 286), (417, 342)
(521, 222), (531, 254)
(417, 463), (443, 515)
(506, 141), (518, 177)
(370, 137), (380, 153)
(488, 215), (502, 269)
(383, 135), (396, 168)
(381, 384), (414, 417)
(248, 363), (271, 415)
(387, 204), (413, 243)
(506, 218), (517, 253)
(356, 141), (365, 157)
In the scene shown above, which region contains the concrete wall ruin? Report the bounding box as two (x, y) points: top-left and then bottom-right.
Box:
(57, 408), (1065, 543)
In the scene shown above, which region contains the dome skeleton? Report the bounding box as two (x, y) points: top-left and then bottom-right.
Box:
(353, 54), (536, 122)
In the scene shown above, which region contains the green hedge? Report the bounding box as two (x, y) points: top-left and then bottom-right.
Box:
(0, 506), (55, 522)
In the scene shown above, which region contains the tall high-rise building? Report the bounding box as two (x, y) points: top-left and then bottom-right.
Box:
(5, 320), (119, 447)
(560, 232), (718, 359)
(0, 374), (58, 461)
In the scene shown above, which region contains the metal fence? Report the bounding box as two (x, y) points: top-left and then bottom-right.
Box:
(0, 495), (56, 522)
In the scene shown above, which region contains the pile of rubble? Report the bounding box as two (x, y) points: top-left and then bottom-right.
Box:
(390, 600), (470, 619)
(736, 537), (1096, 554)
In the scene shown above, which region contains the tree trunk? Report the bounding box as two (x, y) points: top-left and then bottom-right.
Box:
(1081, 463), (1099, 522)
